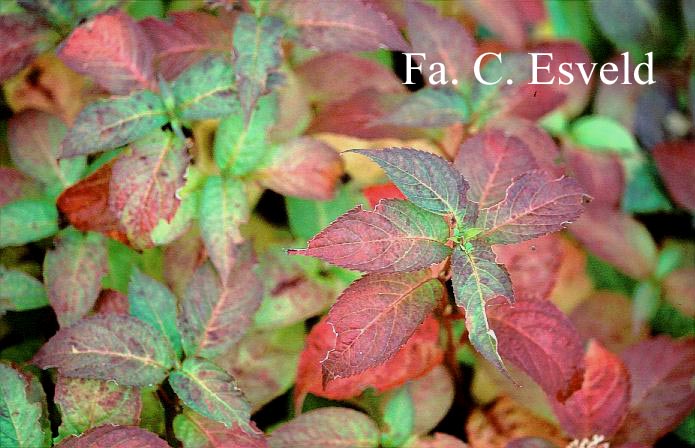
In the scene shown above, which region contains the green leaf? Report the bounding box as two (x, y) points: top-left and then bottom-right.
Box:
(169, 358), (251, 430)
(622, 159), (672, 213)
(213, 94), (277, 176)
(102, 239), (140, 293)
(0, 199), (58, 247)
(232, 13), (285, 118)
(0, 363), (50, 448)
(199, 176), (249, 280)
(128, 268), (183, 359)
(381, 385), (415, 448)
(61, 90), (169, 157)
(570, 115), (640, 156)
(33, 315), (176, 387)
(0, 265), (48, 313)
(451, 243), (512, 376)
(173, 56), (240, 121)
(150, 191), (198, 246)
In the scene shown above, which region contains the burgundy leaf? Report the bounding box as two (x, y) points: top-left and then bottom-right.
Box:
(551, 340), (630, 439)
(565, 147), (624, 208)
(478, 170), (586, 244)
(614, 336), (695, 446)
(454, 130), (538, 208)
(56, 425), (168, 448)
(58, 9), (155, 94)
(488, 300), (585, 402)
(44, 231), (108, 327)
(653, 140), (695, 211)
(322, 270), (444, 384)
(0, 14), (52, 83)
(286, 0), (409, 53)
(486, 119), (562, 177)
(290, 200), (450, 273)
(406, 1), (477, 85)
(109, 130), (189, 249)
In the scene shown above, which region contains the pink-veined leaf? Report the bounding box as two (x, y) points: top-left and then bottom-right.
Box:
(477, 170), (586, 244)
(294, 317), (443, 406)
(613, 336), (695, 446)
(140, 11), (233, 81)
(173, 409), (267, 448)
(169, 358), (251, 430)
(451, 243), (513, 376)
(653, 140), (695, 211)
(454, 130), (538, 208)
(321, 270), (444, 384)
(285, 0), (409, 53)
(565, 147), (624, 208)
(257, 137), (344, 201)
(55, 376), (142, 441)
(109, 130), (189, 249)
(44, 231), (108, 327)
(56, 425), (168, 448)
(406, 1), (476, 85)
(179, 246), (262, 359)
(58, 9), (155, 94)
(268, 407), (379, 448)
(487, 299), (585, 402)
(290, 199), (450, 273)
(351, 148), (477, 223)
(33, 315), (176, 387)
(551, 340), (630, 439)
(0, 14), (54, 83)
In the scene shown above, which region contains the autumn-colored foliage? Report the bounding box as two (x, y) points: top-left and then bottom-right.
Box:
(1, 1), (694, 448)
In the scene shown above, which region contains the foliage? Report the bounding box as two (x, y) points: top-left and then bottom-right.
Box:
(1, 0), (694, 447)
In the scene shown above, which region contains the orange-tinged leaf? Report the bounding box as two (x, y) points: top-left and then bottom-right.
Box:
(363, 183), (406, 209)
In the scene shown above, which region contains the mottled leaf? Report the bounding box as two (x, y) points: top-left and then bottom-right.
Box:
(169, 358), (251, 429)
(451, 243), (512, 376)
(61, 90), (168, 157)
(0, 199), (58, 247)
(322, 270), (443, 384)
(174, 409), (267, 448)
(551, 340), (629, 439)
(57, 9), (155, 94)
(0, 168), (37, 207)
(199, 176), (249, 281)
(268, 407), (379, 448)
(653, 140), (695, 211)
(614, 336), (695, 445)
(455, 130), (538, 208)
(94, 289), (130, 316)
(9, 110), (85, 189)
(488, 300), (585, 402)
(110, 130), (189, 249)
(18, 0), (119, 31)
(172, 56), (239, 121)
(406, 1), (476, 86)
(0, 14), (54, 82)
(56, 425), (168, 448)
(33, 315), (176, 387)
(140, 11), (232, 81)
(290, 200), (450, 273)
(258, 137), (344, 200)
(379, 88), (469, 128)
(44, 230), (108, 327)
(0, 266), (48, 313)
(351, 148), (475, 223)
(233, 13), (284, 117)
(55, 376), (142, 441)
(286, 0), (409, 52)
(179, 247), (262, 359)
(0, 363), (49, 448)
(478, 170), (586, 244)
(129, 268), (183, 358)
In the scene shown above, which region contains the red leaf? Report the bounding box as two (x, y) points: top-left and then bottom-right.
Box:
(493, 234), (563, 301)
(290, 200), (451, 273)
(565, 147), (624, 208)
(0, 14), (52, 83)
(58, 9), (155, 95)
(406, 1), (477, 85)
(454, 130), (538, 208)
(551, 340), (630, 439)
(294, 316), (443, 406)
(56, 425), (168, 448)
(363, 182), (406, 209)
(614, 336), (695, 446)
(57, 162), (129, 246)
(286, 0), (409, 53)
(322, 270), (444, 384)
(653, 140), (695, 211)
(93, 289), (129, 316)
(140, 11), (233, 81)
(488, 300), (585, 402)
